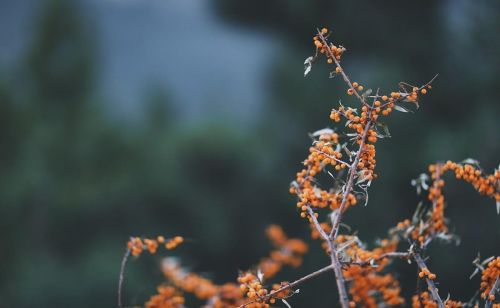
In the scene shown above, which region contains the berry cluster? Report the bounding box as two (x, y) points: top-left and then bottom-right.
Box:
(118, 25), (499, 308)
(133, 226), (306, 308)
(395, 160), (500, 246)
(145, 285), (184, 308)
(259, 225), (308, 277)
(313, 27), (345, 64)
(480, 257), (500, 302)
(418, 268), (437, 281)
(338, 236), (405, 307)
(127, 235), (184, 257)
(411, 291), (463, 308)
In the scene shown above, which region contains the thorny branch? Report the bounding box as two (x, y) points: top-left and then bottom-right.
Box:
(315, 29), (382, 308)
(238, 251), (411, 308)
(238, 264), (334, 308)
(306, 205), (350, 308)
(317, 29), (368, 107)
(413, 252), (445, 308)
(312, 148), (352, 168)
(485, 277), (500, 308)
(346, 252), (411, 267)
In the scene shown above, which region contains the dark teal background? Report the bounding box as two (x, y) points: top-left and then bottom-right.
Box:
(0, 0), (498, 306)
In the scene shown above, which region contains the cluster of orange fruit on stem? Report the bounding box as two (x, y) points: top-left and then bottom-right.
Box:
(418, 268), (437, 280)
(336, 236), (405, 307)
(145, 285), (185, 308)
(290, 130), (358, 220)
(123, 26), (500, 308)
(237, 273), (291, 307)
(314, 27), (345, 64)
(396, 160), (500, 246)
(140, 226), (307, 308)
(480, 257), (500, 301)
(411, 291), (464, 308)
(127, 235), (184, 257)
(258, 225), (308, 277)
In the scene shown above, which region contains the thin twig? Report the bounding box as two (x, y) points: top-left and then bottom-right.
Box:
(312, 148), (352, 168)
(118, 248), (131, 308)
(306, 206), (350, 308)
(317, 30), (368, 107)
(306, 206), (331, 242)
(316, 30), (383, 308)
(238, 264), (334, 308)
(413, 252), (445, 308)
(329, 90), (378, 241)
(380, 74), (439, 109)
(485, 276), (500, 308)
(345, 252), (411, 267)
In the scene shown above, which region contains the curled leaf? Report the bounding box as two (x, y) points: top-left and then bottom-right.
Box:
(304, 56), (313, 77)
(394, 105), (413, 113)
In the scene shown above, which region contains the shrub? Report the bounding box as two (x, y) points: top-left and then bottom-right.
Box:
(118, 26), (500, 308)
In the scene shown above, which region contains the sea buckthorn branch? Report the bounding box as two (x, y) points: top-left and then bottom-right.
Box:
(401, 161), (500, 247)
(130, 26), (497, 308)
(485, 277), (499, 308)
(238, 264), (335, 308)
(413, 252), (445, 308)
(322, 93), (379, 308)
(145, 285), (185, 308)
(161, 258), (219, 301)
(346, 251), (411, 267)
(118, 235), (184, 308)
(316, 29), (368, 107)
(145, 227), (307, 308)
(329, 90), (378, 241)
(482, 257), (500, 307)
(258, 225), (309, 278)
(312, 148), (352, 168)
(306, 206), (331, 243)
(299, 27), (437, 307)
(127, 235), (184, 257)
(297, 185), (350, 308)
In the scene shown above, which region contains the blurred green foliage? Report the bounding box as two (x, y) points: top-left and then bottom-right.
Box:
(0, 0), (498, 307)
